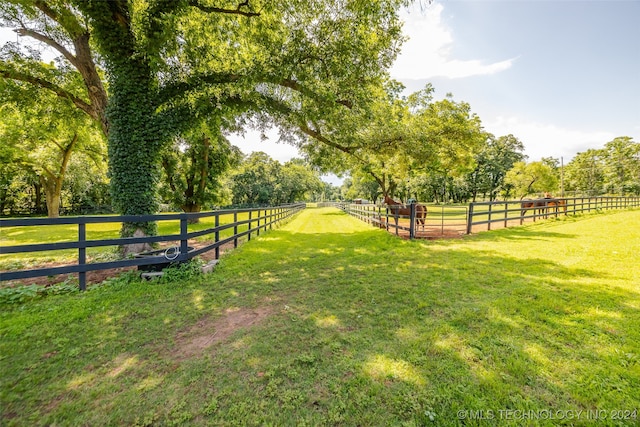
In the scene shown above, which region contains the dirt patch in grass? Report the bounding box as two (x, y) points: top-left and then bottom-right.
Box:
(172, 306), (274, 361)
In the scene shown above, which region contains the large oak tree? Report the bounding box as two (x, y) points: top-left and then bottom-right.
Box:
(2, 0), (408, 242)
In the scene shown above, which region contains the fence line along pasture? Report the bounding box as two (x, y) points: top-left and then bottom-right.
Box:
(334, 202), (469, 239)
(467, 196), (640, 233)
(331, 196), (640, 239)
(0, 204), (305, 290)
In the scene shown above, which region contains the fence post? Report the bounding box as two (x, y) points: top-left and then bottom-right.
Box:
(504, 202), (509, 228)
(78, 221), (86, 291)
(409, 203), (416, 239)
(248, 210), (252, 241)
(234, 211), (238, 248)
(394, 208), (399, 235)
(180, 214), (189, 261)
(487, 202), (493, 231)
(215, 214), (220, 260)
(466, 203), (474, 235)
(257, 209), (261, 236)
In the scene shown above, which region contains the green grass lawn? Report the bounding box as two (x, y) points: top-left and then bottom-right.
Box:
(1, 208), (639, 426)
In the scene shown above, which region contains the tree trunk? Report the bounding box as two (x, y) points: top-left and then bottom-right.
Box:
(182, 203), (202, 224)
(107, 63), (162, 255)
(33, 181), (44, 214)
(40, 174), (61, 218)
(44, 185), (61, 218)
(40, 133), (78, 218)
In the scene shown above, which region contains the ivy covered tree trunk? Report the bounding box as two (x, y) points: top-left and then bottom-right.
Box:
(107, 65), (161, 243)
(81, 1), (165, 254)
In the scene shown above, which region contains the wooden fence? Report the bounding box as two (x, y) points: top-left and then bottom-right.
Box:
(332, 196), (640, 238)
(334, 202), (469, 239)
(0, 204), (305, 290)
(467, 196), (640, 233)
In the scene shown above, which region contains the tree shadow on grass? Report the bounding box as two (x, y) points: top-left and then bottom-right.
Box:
(472, 225), (579, 241)
(204, 222), (639, 425)
(3, 210), (639, 426)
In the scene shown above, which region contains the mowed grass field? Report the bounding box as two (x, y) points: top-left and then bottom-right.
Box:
(1, 208), (639, 426)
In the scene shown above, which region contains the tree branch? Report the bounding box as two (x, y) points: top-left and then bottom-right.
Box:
(188, 0), (260, 17)
(258, 94), (366, 161)
(156, 72), (241, 104)
(0, 68), (96, 120)
(50, 138), (64, 151)
(34, 0), (86, 37)
(279, 78), (353, 109)
(14, 27), (79, 68)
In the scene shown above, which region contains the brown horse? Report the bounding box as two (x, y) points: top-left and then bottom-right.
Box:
(546, 198), (568, 214)
(521, 194), (567, 217)
(383, 195), (427, 227)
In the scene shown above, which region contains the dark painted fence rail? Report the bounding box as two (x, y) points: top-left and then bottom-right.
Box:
(467, 196), (640, 233)
(0, 203), (305, 290)
(328, 196), (640, 238)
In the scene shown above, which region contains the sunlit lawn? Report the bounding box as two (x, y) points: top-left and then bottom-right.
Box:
(1, 208), (639, 425)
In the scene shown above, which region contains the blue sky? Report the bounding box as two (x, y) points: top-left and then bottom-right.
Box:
(230, 0), (640, 177)
(392, 0), (639, 162)
(3, 1), (638, 174)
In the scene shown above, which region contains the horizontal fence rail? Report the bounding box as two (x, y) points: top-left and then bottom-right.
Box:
(0, 204), (305, 290)
(334, 202), (469, 239)
(331, 196), (639, 239)
(467, 196), (640, 233)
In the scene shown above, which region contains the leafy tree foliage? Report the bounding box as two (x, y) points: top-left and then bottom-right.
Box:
(504, 161), (559, 199)
(63, 156), (111, 214)
(602, 136), (640, 194)
(340, 173), (382, 203)
(564, 149), (606, 196)
(465, 134), (526, 201)
(0, 77), (105, 217)
(305, 82), (486, 202)
(159, 120), (243, 220)
(229, 153), (322, 206)
(2, 0), (408, 241)
(564, 137), (640, 196)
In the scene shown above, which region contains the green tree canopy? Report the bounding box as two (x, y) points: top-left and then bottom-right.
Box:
(301, 83), (486, 201)
(159, 118), (243, 219)
(465, 134), (526, 201)
(504, 161), (559, 199)
(0, 75), (105, 217)
(229, 153), (322, 206)
(2, 0), (408, 241)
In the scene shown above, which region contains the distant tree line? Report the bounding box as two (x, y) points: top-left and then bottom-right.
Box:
(0, 145), (326, 217)
(337, 135), (640, 203)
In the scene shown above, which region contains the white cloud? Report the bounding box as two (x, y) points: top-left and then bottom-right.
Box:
(484, 116), (616, 162)
(391, 4), (516, 80)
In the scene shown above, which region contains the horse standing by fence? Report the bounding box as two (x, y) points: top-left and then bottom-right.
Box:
(521, 193), (567, 217)
(383, 195), (427, 229)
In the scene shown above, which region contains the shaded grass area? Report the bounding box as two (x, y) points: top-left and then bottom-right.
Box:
(1, 208), (639, 426)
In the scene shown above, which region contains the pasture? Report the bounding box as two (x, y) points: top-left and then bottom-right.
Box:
(1, 207), (639, 426)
